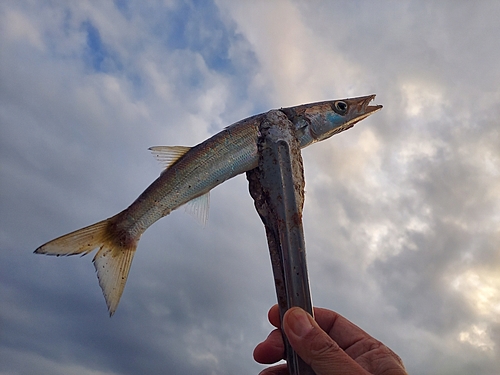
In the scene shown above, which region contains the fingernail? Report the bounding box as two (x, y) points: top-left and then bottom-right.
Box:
(286, 308), (314, 338)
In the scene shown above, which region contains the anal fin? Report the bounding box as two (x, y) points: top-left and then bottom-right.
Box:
(184, 192), (210, 227)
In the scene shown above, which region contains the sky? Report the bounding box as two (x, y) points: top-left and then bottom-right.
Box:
(1, 1), (500, 374)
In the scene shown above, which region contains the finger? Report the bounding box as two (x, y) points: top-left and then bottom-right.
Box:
(276, 305), (374, 354)
(253, 329), (285, 364)
(268, 304), (281, 328)
(312, 307), (370, 353)
(268, 305), (380, 358)
(258, 363), (289, 375)
(283, 307), (368, 375)
(268, 304), (366, 344)
(268, 305), (345, 330)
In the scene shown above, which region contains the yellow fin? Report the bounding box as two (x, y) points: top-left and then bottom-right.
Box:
(35, 219), (109, 257)
(148, 146), (191, 170)
(93, 242), (136, 316)
(35, 216), (138, 316)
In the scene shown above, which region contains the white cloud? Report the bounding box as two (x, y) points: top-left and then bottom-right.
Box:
(217, 0), (366, 105)
(2, 8), (45, 50)
(1, 1), (500, 374)
(451, 269), (500, 318)
(459, 324), (495, 352)
(401, 82), (447, 119)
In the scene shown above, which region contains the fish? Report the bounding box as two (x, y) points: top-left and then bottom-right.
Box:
(35, 95), (382, 315)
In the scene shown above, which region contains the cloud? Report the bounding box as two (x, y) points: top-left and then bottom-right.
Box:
(1, 0), (499, 374)
(218, 0), (371, 106)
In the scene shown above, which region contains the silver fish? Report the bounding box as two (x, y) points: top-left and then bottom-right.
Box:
(35, 95), (382, 315)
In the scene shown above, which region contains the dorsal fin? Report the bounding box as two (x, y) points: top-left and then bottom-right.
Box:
(148, 146), (191, 170)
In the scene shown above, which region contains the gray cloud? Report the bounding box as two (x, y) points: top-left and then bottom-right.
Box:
(1, 0), (499, 374)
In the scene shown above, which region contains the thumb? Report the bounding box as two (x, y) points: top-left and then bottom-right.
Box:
(282, 307), (366, 375)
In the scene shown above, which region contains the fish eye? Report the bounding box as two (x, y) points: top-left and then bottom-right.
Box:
(334, 101), (348, 114)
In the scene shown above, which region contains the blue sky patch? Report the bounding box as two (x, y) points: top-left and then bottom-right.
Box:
(82, 20), (122, 73)
(160, 0), (233, 73)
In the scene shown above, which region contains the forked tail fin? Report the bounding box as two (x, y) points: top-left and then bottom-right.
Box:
(35, 216), (138, 316)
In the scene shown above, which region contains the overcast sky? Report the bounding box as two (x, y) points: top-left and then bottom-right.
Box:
(1, 1), (500, 374)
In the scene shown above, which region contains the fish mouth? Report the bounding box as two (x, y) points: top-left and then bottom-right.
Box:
(348, 94), (383, 126)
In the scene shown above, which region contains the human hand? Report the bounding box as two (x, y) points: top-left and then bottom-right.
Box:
(254, 305), (407, 375)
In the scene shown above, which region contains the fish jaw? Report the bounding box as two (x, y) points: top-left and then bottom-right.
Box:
(281, 94), (382, 147)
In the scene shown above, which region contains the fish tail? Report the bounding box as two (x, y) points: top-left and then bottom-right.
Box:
(35, 214), (138, 316)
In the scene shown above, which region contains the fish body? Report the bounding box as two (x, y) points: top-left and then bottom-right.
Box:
(35, 95), (382, 315)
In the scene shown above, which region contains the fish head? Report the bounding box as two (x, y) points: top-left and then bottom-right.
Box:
(281, 95), (382, 147)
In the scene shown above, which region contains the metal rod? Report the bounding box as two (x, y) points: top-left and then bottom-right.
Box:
(247, 109), (314, 375)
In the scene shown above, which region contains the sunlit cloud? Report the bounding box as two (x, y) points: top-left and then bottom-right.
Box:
(1, 1), (499, 374)
(452, 269), (500, 317)
(459, 324), (495, 351)
(451, 268), (500, 351)
(401, 82), (447, 119)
